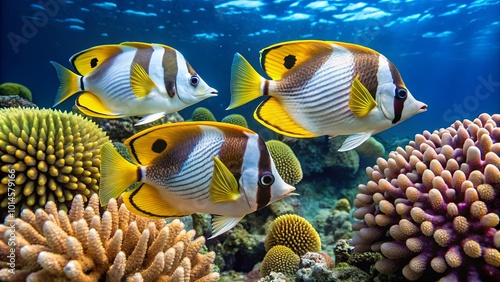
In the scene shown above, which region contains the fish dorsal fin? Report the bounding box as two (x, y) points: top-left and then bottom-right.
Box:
(209, 215), (244, 239)
(120, 41), (153, 49)
(76, 92), (124, 118)
(259, 40), (333, 80)
(122, 183), (191, 219)
(254, 97), (317, 138)
(348, 76), (377, 118)
(70, 44), (123, 76)
(131, 63), (157, 98)
(338, 132), (372, 152)
(210, 157), (240, 203)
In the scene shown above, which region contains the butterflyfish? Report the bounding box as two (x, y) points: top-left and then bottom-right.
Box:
(51, 42), (218, 125)
(228, 40), (427, 151)
(99, 121), (297, 238)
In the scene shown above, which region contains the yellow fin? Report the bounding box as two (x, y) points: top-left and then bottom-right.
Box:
(76, 92), (123, 119)
(120, 42), (153, 48)
(131, 63), (157, 98)
(99, 143), (138, 206)
(50, 61), (81, 107)
(227, 53), (264, 110)
(210, 157), (240, 203)
(259, 40), (333, 80)
(70, 44), (123, 76)
(254, 97), (317, 138)
(122, 183), (191, 219)
(348, 76), (377, 118)
(209, 215), (244, 239)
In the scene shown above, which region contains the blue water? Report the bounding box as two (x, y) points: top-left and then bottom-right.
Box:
(1, 0), (499, 141)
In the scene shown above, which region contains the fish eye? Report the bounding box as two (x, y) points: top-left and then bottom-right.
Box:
(396, 88), (407, 99)
(189, 75), (199, 86)
(259, 174), (275, 187)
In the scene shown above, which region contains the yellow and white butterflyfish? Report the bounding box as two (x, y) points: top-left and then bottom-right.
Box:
(99, 121), (297, 239)
(51, 42), (218, 125)
(228, 40), (427, 151)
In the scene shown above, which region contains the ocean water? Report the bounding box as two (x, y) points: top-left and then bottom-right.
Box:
(1, 0), (499, 140)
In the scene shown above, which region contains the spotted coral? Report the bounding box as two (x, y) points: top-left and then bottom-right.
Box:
(0, 194), (220, 281)
(266, 140), (303, 185)
(0, 82), (32, 101)
(351, 113), (500, 281)
(221, 114), (248, 128)
(0, 108), (108, 218)
(265, 214), (321, 256)
(260, 245), (300, 277)
(191, 107), (216, 122)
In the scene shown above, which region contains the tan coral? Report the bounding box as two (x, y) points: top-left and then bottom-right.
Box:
(0, 194), (219, 281)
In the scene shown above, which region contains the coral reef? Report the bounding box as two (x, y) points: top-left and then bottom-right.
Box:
(265, 214), (321, 256)
(355, 137), (386, 160)
(351, 113), (500, 281)
(260, 245), (300, 277)
(221, 114), (248, 128)
(265, 140), (303, 185)
(190, 107), (216, 122)
(0, 194), (219, 281)
(0, 96), (37, 109)
(0, 108), (108, 217)
(0, 82), (32, 101)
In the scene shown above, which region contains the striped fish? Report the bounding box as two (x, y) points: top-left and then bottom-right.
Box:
(99, 121), (296, 238)
(51, 42), (217, 125)
(228, 40), (427, 151)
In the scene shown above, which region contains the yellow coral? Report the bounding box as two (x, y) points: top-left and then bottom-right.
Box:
(265, 140), (303, 185)
(335, 198), (351, 213)
(260, 245), (300, 277)
(221, 114), (248, 128)
(265, 214), (321, 256)
(0, 82), (32, 101)
(0, 108), (108, 217)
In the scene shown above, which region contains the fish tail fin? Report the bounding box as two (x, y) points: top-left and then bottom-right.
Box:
(50, 61), (82, 107)
(227, 53), (265, 110)
(99, 143), (139, 206)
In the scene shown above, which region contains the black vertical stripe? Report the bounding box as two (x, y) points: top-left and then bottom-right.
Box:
(162, 47), (178, 98)
(132, 46), (154, 73)
(256, 137), (271, 210)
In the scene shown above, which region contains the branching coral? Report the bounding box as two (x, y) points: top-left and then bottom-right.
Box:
(0, 194), (219, 281)
(0, 108), (108, 218)
(351, 113), (500, 281)
(265, 140), (303, 185)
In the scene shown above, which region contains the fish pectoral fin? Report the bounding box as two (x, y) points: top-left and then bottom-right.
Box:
(227, 53), (264, 110)
(99, 143), (138, 206)
(76, 92), (124, 119)
(122, 183), (191, 219)
(209, 215), (244, 239)
(254, 97), (317, 138)
(210, 157), (240, 203)
(338, 132), (372, 152)
(348, 76), (377, 118)
(70, 44), (123, 76)
(131, 63), (157, 98)
(134, 112), (166, 126)
(260, 40), (333, 80)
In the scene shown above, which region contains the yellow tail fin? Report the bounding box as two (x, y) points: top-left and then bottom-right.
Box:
(227, 53), (265, 110)
(50, 61), (81, 107)
(99, 143), (139, 206)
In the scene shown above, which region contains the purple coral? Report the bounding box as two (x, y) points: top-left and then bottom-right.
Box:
(351, 113), (500, 281)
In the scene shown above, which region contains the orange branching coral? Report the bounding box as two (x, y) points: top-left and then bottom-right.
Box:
(0, 194), (219, 281)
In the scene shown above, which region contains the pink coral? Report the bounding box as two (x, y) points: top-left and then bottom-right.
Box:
(351, 113), (500, 281)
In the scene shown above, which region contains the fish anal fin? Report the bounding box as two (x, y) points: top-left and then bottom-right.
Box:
(76, 92), (123, 119)
(131, 63), (157, 98)
(123, 183), (191, 219)
(260, 40), (333, 80)
(210, 157), (240, 203)
(338, 132), (372, 152)
(209, 215), (244, 239)
(254, 97), (317, 138)
(70, 44), (123, 76)
(134, 112), (166, 126)
(348, 76), (377, 118)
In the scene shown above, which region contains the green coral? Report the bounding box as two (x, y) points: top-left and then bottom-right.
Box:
(265, 140), (303, 185)
(0, 108), (109, 217)
(191, 107), (216, 121)
(260, 245), (300, 277)
(0, 82), (32, 101)
(221, 114), (248, 128)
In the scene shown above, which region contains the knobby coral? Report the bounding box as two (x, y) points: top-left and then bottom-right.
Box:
(221, 114), (248, 128)
(0, 194), (219, 281)
(265, 140), (303, 185)
(190, 107), (216, 122)
(260, 245), (300, 277)
(0, 108), (108, 218)
(351, 113), (500, 281)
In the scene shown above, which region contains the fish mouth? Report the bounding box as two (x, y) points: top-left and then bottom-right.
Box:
(419, 104), (428, 112)
(205, 88), (218, 97)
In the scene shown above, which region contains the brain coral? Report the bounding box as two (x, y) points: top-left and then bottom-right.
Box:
(0, 82), (32, 101)
(191, 107), (216, 121)
(351, 113), (500, 281)
(266, 140), (303, 185)
(0, 108), (108, 217)
(221, 114), (248, 128)
(265, 214), (321, 256)
(260, 245), (300, 277)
